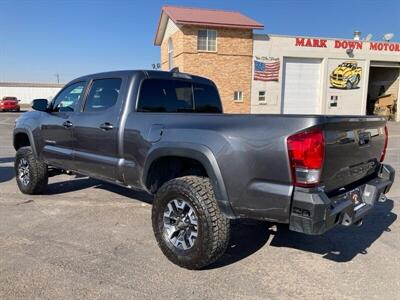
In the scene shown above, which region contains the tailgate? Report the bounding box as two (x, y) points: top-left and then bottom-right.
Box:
(320, 116), (387, 192)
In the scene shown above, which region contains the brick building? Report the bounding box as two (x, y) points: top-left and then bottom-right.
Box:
(154, 6), (263, 113)
(155, 6), (400, 120)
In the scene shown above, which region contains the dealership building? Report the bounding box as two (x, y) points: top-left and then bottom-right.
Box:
(155, 6), (400, 120)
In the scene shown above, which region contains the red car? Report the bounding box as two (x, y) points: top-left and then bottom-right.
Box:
(0, 96), (20, 112)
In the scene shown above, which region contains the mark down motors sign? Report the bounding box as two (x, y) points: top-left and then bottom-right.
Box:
(295, 37), (400, 52)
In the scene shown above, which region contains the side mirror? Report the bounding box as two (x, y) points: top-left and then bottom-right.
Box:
(32, 99), (49, 112)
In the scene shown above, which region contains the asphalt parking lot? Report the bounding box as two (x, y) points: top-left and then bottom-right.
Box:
(0, 112), (399, 299)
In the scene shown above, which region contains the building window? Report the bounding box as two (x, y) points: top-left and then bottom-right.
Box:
(258, 91), (266, 103)
(168, 38), (174, 70)
(234, 91), (243, 102)
(197, 30), (217, 52)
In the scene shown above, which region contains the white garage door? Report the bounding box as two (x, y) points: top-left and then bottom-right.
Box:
(282, 58), (322, 114)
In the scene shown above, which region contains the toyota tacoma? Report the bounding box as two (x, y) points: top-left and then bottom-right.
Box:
(13, 70), (394, 269)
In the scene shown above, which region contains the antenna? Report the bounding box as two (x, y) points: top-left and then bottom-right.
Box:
(365, 33), (373, 41)
(383, 33), (394, 42)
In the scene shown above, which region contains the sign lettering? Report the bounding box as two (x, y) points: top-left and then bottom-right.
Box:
(294, 37), (400, 52)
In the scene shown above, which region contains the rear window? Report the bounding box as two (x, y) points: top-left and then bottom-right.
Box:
(193, 82), (222, 113)
(137, 79), (222, 113)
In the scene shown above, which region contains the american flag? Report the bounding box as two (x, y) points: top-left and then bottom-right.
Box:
(254, 60), (280, 81)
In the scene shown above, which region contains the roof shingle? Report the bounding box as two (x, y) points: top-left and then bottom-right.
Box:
(155, 6), (264, 45)
(163, 6), (264, 29)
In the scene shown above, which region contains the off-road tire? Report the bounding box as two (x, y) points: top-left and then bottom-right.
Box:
(15, 146), (48, 194)
(152, 176), (230, 269)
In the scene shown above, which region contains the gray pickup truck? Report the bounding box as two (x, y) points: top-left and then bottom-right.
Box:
(13, 70), (395, 269)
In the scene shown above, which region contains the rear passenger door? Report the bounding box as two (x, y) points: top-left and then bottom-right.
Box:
(71, 78), (124, 181)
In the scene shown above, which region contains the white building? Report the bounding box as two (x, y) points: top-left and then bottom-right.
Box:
(0, 82), (63, 105)
(251, 34), (400, 120)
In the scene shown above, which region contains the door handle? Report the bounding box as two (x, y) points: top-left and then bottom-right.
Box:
(63, 120), (73, 128)
(100, 122), (114, 131)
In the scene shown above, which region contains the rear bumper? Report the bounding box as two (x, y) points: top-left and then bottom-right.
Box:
(289, 164), (395, 235)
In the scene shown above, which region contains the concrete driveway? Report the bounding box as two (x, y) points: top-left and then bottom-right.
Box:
(0, 112), (399, 299)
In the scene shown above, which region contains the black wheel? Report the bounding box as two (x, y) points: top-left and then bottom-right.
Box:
(152, 176), (230, 269)
(15, 146), (48, 194)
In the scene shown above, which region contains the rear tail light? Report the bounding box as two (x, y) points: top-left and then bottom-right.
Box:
(287, 129), (324, 187)
(380, 126), (388, 162)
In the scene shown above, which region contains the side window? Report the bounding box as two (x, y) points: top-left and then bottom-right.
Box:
(137, 79), (193, 112)
(84, 78), (122, 112)
(233, 91), (243, 102)
(193, 83), (222, 113)
(258, 91), (266, 102)
(52, 82), (86, 112)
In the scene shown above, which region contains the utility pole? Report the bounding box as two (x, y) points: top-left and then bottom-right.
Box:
(55, 73), (60, 84)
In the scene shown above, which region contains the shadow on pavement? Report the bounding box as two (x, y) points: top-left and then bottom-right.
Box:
(206, 219), (272, 269)
(45, 176), (153, 204)
(0, 167), (15, 183)
(42, 176), (397, 267)
(0, 157), (15, 164)
(270, 199), (396, 262)
(45, 176), (100, 195)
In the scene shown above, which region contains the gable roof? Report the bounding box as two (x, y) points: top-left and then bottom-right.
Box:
(154, 6), (264, 45)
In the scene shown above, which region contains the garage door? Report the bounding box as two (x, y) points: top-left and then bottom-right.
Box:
(282, 58), (322, 114)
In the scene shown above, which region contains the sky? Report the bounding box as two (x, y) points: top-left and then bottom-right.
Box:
(0, 0), (399, 83)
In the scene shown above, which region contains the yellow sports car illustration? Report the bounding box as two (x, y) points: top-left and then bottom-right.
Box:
(330, 61), (362, 89)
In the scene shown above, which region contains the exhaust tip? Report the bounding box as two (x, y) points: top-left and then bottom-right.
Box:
(354, 219), (363, 227)
(379, 194), (387, 203)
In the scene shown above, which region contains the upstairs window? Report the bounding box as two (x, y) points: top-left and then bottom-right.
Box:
(168, 38), (174, 70)
(197, 30), (217, 52)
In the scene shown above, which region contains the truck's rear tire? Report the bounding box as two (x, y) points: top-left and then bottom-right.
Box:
(152, 176), (230, 269)
(15, 146), (48, 194)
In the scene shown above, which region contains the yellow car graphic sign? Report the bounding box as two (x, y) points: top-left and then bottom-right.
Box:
(330, 61), (362, 89)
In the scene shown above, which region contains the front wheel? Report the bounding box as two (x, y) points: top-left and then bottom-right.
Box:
(152, 176), (230, 269)
(15, 146), (48, 194)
